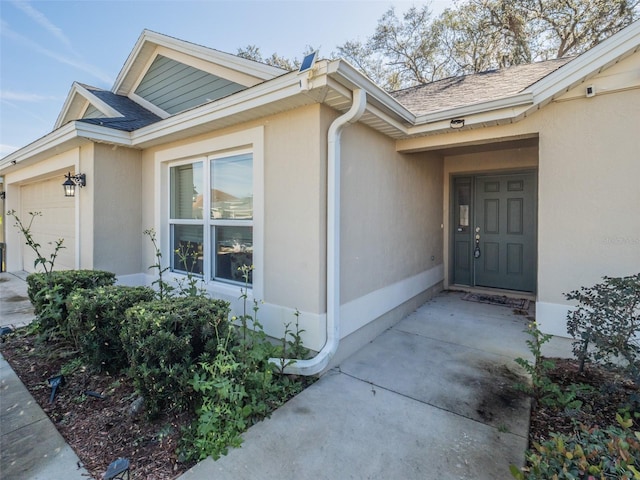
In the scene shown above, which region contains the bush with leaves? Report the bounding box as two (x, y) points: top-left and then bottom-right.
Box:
(66, 285), (155, 372)
(26, 270), (116, 334)
(178, 265), (311, 462)
(121, 296), (231, 417)
(566, 274), (640, 382)
(511, 415), (640, 480)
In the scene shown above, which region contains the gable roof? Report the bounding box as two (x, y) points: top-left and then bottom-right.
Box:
(391, 58), (573, 116)
(54, 82), (162, 131)
(2, 21), (638, 170)
(113, 30), (287, 97)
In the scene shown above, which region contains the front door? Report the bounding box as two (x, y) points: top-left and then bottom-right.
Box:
(452, 172), (537, 292)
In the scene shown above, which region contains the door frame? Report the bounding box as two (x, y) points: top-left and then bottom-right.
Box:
(448, 169), (538, 294)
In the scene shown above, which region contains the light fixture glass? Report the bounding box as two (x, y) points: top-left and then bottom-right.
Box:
(62, 172), (86, 197)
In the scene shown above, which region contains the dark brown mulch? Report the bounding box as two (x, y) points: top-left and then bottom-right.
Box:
(528, 357), (639, 447)
(1, 332), (197, 479)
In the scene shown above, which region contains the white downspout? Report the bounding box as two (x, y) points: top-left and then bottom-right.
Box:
(270, 88), (367, 376)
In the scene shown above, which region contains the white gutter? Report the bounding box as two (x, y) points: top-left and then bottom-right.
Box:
(270, 88), (367, 376)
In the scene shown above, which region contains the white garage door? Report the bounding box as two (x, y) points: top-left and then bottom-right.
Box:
(20, 177), (76, 272)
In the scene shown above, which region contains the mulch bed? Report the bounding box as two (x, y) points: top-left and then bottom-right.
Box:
(1, 332), (197, 479)
(3, 330), (639, 478)
(528, 357), (639, 446)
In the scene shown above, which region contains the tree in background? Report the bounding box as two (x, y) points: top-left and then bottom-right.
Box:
(237, 45), (317, 71)
(338, 0), (640, 90)
(238, 0), (639, 91)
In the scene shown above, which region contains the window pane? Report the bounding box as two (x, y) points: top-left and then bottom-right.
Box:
(171, 162), (203, 219)
(172, 225), (203, 275)
(211, 154), (253, 220)
(213, 226), (253, 283)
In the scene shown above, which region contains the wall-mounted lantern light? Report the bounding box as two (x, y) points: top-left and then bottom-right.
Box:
(0, 192), (5, 200)
(62, 172), (86, 197)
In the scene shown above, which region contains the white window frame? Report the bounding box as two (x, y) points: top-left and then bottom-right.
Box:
(156, 127), (264, 299)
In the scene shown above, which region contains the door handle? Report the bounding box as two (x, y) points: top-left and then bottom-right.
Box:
(474, 227), (481, 258)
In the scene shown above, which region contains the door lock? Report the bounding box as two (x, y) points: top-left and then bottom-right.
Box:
(474, 227), (481, 258)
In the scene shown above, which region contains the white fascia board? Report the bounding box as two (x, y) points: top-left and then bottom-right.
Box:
(54, 83), (124, 129)
(327, 59), (416, 122)
(75, 84), (123, 118)
(407, 105), (531, 136)
(0, 122), (132, 172)
(528, 20), (640, 105)
(130, 72), (302, 146)
(55, 84), (81, 129)
(0, 123), (77, 171)
(113, 30), (287, 95)
(413, 91), (533, 125)
(74, 121), (133, 145)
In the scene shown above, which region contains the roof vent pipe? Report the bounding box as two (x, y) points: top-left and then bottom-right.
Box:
(269, 88), (367, 376)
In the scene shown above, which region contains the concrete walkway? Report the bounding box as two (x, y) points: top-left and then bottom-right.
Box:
(180, 292), (573, 480)
(0, 271), (573, 479)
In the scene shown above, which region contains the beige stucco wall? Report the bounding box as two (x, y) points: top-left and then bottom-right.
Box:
(141, 104), (325, 313)
(537, 90), (640, 301)
(397, 49), (640, 336)
(92, 144), (143, 274)
(341, 121), (444, 303)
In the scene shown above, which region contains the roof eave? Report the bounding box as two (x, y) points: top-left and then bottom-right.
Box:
(327, 59), (416, 122)
(529, 20), (640, 104)
(0, 122), (132, 173)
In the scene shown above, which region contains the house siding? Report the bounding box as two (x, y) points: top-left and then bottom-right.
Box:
(134, 55), (246, 115)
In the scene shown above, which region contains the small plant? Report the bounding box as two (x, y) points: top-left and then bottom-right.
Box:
(511, 415), (640, 479)
(144, 228), (174, 300)
(275, 310), (309, 374)
(515, 322), (591, 410)
(178, 264), (311, 462)
(566, 274), (640, 383)
(173, 242), (206, 297)
(7, 210), (65, 276)
(514, 322), (556, 400)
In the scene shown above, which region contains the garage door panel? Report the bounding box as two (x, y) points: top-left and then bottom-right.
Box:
(21, 178), (75, 272)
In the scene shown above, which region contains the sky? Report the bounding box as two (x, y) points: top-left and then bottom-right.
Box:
(0, 0), (454, 158)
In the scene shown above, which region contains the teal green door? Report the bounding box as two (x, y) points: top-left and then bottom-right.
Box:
(453, 173), (537, 292)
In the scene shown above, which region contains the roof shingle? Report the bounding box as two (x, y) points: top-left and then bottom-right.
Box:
(390, 58), (574, 116)
(77, 85), (162, 131)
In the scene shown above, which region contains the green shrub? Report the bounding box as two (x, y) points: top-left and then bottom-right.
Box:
(26, 270), (116, 333)
(66, 286), (155, 372)
(121, 296), (231, 417)
(566, 273), (640, 381)
(511, 415), (640, 480)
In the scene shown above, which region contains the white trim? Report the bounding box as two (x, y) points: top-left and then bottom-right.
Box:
(128, 93), (170, 120)
(113, 30), (286, 96)
(536, 301), (574, 338)
(154, 126), (265, 299)
(340, 264), (444, 338)
(130, 72), (301, 146)
(528, 21), (640, 105)
(54, 83), (124, 129)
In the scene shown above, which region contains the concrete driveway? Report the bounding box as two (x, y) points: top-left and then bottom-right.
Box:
(180, 291), (572, 480)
